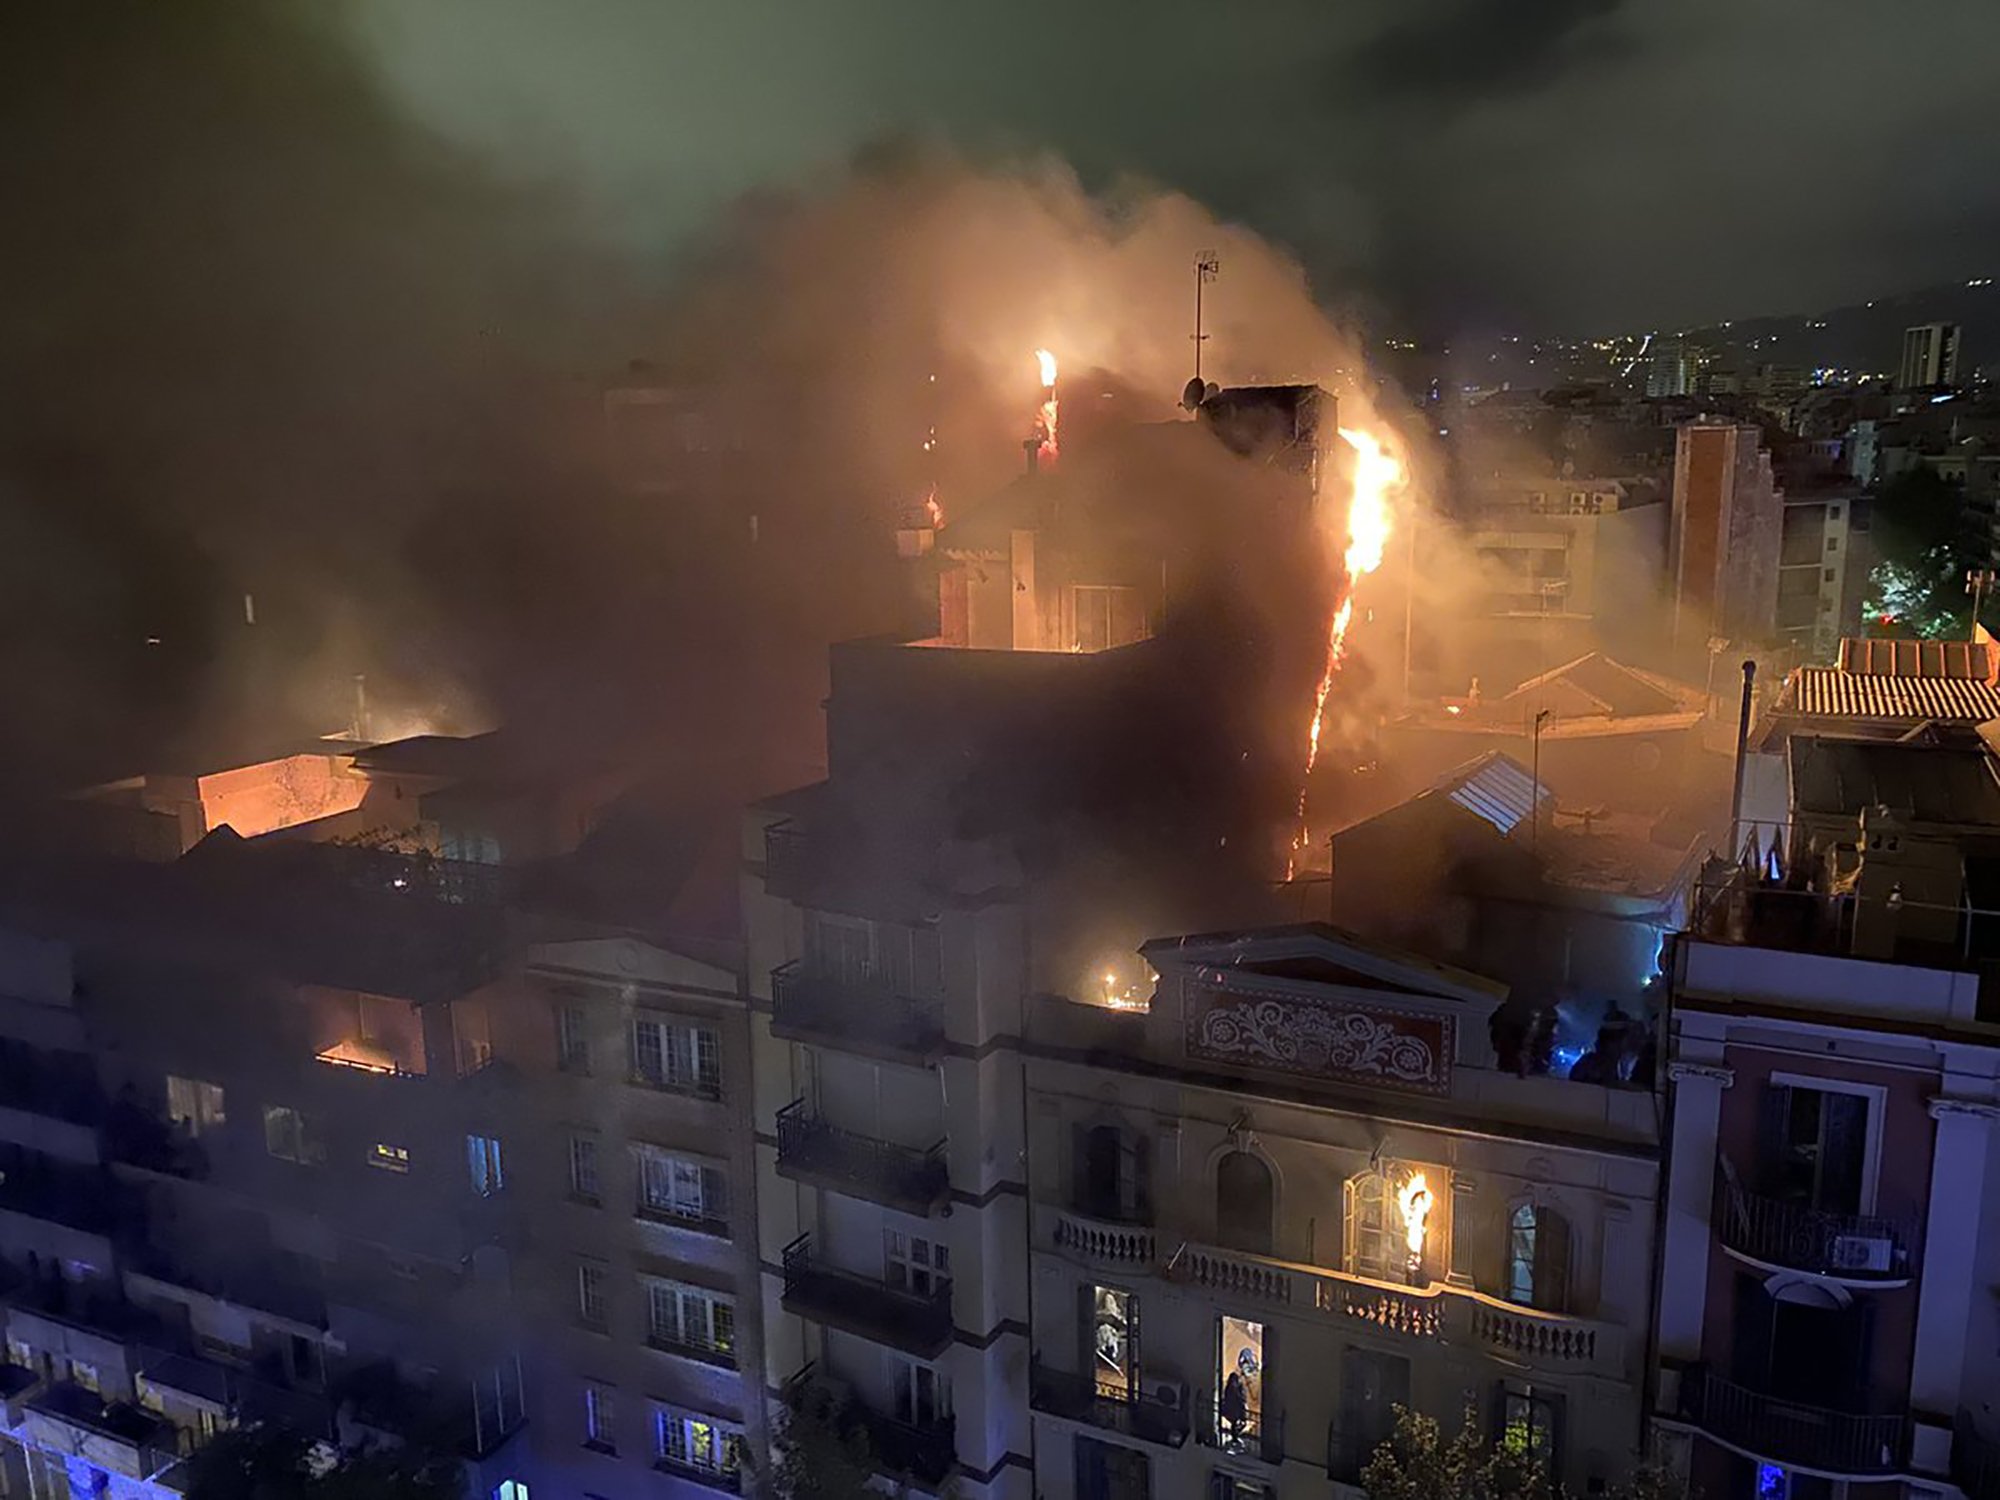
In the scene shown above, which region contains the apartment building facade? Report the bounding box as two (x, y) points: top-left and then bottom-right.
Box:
(0, 856), (536, 1500)
(519, 933), (767, 1500)
(1658, 749), (2000, 1500)
(1024, 925), (1660, 1500)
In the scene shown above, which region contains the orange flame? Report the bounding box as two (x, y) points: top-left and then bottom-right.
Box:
(1397, 1171), (1434, 1262)
(1035, 348), (1059, 461)
(1290, 426), (1405, 874)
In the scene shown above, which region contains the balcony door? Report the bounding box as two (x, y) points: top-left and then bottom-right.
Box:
(1732, 1274), (1870, 1409)
(1091, 1284), (1140, 1402)
(1759, 1081), (1872, 1215)
(1215, 1315), (1265, 1453)
(1335, 1348), (1409, 1480)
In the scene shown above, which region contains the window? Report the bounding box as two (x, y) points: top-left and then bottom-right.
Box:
(1092, 1284), (1137, 1401)
(467, 1133), (504, 1196)
(557, 1005), (589, 1072)
(69, 1360), (101, 1394)
(263, 1106), (324, 1165)
(636, 1147), (727, 1227)
(1215, 1316), (1264, 1453)
(1506, 1203), (1571, 1312)
(1074, 1124), (1151, 1223)
(167, 1076), (225, 1136)
(1334, 1349), (1408, 1480)
(475, 1358), (526, 1446)
(1760, 1080), (1876, 1214)
(577, 1263), (608, 1329)
(1071, 585), (1147, 653)
(1823, 568), (1837, 583)
(369, 1142), (411, 1174)
(885, 1229), (950, 1298)
(655, 1405), (744, 1479)
(1076, 1435), (1150, 1500)
(890, 1355), (951, 1426)
(494, 1483), (530, 1500)
(647, 1281), (735, 1361)
(1343, 1171), (1398, 1279)
(630, 1016), (721, 1097)
(569, 1136), (601, 1202)
(583, 1382), (616, 1452)
(1215, 1153), (1274, 1256)
(1498, 1381), (1560, 1468)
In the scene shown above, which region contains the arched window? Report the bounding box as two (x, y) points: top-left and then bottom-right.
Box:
(1507, 1202), (1571, 1311)
(1216, 1152), (1274, 1256)
(1343, 1171), (1398, 1279)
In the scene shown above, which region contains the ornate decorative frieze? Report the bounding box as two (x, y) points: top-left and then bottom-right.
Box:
(1185, 985), (1452, 1094)
(1666, 1061), (1735, 1088)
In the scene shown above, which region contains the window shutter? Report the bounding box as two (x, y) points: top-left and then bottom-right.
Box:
(1475, 1199), (1508, 1295)
(1132, 1134), (1153, 1223)
(1071, 1125), (1090, 1211)
(1535, 1209), (1571, 1313)
(1756, 1083), (1794, 1195)
(1341, 1177), (1357, 1273)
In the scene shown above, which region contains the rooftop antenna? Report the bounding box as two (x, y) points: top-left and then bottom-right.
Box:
(1193, 250), (1219, 382)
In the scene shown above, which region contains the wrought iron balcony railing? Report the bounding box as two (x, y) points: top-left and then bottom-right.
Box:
(770, 961), (945, 1062)
(1716, 1162), (1916, 1281)
(780, 1235), (953, 1359)
(776, 1100), (948, 1215)
(1678, 1368), (1908, 1476)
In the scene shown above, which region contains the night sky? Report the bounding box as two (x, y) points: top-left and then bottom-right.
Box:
(354, 0), (2000, 337)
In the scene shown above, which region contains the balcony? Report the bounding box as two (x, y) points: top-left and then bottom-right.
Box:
(23, 1381), (184, 1482)
(770, 961), (945, 1064)
(775, 1100), (949, 1216)
(1197, 1396), (1285, 1468)
(1166, 1241), (1624, 1379)
(655, 1456), (744, 1494)
(1716, 1167), (1916, 1284)
(1042, 1205), (1157, 1271)
(1031, 1360), (1191, 1449)
(781, 1235), (953, 1359)
(1676, 1367), (1908, 1477)
(858, 1406), (958, 1487)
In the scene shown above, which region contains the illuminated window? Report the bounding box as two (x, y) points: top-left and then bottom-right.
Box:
(494, 1482), (530, 1500)
(1215, 1316), (1264, 1453)
(1343, 1171), (1398, 1279)
(467, 1134), (504, 1195)
(1090, 1284), (1136, 1401)
(166, 1076), (225, 1136)
(654, 1405), (743, 1477)
(1499, 1381), (1559, 1467)
(583, 1382), (615, 1451)
(368, 1142), (411, 1174)
(263, 1106), (324, 1166)
(1507, 1203), (1572, 1312)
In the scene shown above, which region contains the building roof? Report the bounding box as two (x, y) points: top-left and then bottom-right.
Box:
(1776, 667), (2000, 721)
(1836, 636), (1993, 680)
(1503, 652), (1689, 718)
(1436, 751), (1554, 836)
(1787, 734), (2000, 826)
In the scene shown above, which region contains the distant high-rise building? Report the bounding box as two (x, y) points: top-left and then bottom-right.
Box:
(1899, 322), (1962, 390)
(1646, 337), (1691, 398)
(1669, 420), (1783, 650)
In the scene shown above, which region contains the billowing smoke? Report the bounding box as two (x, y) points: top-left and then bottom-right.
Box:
(3, 1), (1450, 870)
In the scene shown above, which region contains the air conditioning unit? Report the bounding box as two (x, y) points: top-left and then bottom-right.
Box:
(1151, 1378), (1189, 1412)
(1829, 1234), (1894, 1273)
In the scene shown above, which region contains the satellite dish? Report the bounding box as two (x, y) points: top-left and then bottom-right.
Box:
(1181, 376), (1206, 411)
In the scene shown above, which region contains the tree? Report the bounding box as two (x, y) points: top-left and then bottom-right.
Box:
(769, 1382), (879, 1500)
(1360, 1403), (1683, 1500)
(1863, 465), (1988, 639)
(182, 1425), (463, 1500)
